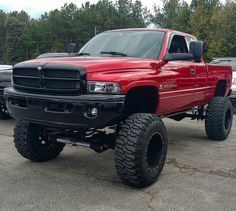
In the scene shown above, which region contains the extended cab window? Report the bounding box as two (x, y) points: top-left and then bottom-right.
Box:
(169, 35), (188, 54)
(80, 31), (165, 59)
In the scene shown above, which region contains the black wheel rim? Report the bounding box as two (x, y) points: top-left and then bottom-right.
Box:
(146, 132), (163, 169)
(0, 103), (9, 115)
(225, 108), (232, 130)
(37, 131), (56, 149)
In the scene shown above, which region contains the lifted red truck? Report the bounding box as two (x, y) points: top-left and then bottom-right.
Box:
(4, 28), (233, 188)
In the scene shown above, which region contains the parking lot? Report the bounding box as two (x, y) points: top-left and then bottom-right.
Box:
(0, 116), (235, 211)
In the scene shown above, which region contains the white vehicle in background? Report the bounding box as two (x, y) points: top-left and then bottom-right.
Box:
(0, 65), (13, 119)
(211, 58), (236, 106)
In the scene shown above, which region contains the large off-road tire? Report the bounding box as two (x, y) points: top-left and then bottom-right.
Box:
(14, 120), (65, 162)
(205, 97), (233, 141)
(115, 113), (168, 188)
(0, 102), (12, 119)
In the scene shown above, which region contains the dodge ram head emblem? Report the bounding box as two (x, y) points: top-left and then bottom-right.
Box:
(37, 66), (42, 71)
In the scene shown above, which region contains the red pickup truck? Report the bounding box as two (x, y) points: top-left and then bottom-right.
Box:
(4, 28), (233, 188)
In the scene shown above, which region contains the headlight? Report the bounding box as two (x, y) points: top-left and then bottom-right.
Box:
(87, 81), (121, 94)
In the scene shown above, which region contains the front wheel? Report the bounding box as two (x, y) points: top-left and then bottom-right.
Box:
(14, 120), (65, 162)
(205, 97), (233, 140)
(115, 113), (168, 188)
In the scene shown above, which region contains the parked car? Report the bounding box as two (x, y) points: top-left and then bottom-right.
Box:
(4, 28), (233, 188)
(211, 57), (236, 106)
(0, 65), (12, 119)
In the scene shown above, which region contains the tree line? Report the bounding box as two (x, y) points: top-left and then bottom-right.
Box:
(0, 0), (235, 64)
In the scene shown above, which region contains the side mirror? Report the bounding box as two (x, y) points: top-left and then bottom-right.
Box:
(68, 43), (77, 55)
(164, 53), (193, 61)
(189, 41), (204, 62)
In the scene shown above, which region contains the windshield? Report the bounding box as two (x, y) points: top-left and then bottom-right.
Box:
(212, 60), (236, 71)
(79, 30), (165, 59)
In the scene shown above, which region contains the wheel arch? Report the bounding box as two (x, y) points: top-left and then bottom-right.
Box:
(124, 85), (159, 114)
(214, 80), (227, 97)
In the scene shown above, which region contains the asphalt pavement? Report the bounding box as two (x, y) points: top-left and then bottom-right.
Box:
(0, 117), (235, 211)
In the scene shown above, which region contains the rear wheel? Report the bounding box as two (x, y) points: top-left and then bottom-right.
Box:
(205, 97), (233, 140)
(115, 113), (167, 188)
(14, 120), (65, 162)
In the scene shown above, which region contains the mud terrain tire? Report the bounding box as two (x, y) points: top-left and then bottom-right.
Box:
(115, 113), (167, 188)
(205, 97), (233, 140)
(14, 120), (65, 162)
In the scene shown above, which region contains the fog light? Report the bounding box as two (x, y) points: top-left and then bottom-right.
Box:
(90, 107), (98, 116)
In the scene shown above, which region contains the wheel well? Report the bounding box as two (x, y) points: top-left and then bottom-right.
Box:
(214, 80), (227, 97)
(124, 86), (158, 114)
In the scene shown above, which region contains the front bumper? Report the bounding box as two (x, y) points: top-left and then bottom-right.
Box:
(4, 87), (125, 129)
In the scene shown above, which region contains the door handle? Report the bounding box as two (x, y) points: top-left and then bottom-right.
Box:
(190, 69), (196, 75)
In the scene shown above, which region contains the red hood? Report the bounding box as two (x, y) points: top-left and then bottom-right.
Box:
(20, 56), (162, 72)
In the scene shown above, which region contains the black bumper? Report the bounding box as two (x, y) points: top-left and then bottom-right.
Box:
(4, 87), (125, 129)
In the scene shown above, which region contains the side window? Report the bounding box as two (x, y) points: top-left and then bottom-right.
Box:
(169, 35), (188, 54)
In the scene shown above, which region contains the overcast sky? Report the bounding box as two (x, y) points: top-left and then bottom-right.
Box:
(0, 0), (194, 18)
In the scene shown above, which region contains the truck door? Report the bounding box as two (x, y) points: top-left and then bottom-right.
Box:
(186, 37), (208, 105)
(158, 34), (196, 114)
(191, 62), (207, 105)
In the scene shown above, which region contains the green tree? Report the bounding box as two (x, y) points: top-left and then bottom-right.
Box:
(188, 0), (222, 60)
(152, 0), (181, 28)
(207, 1), (236, 59)
(152, 0), (191, 31)
(4, 11), (30, 63)
(0, 10), (7, 63)
(0, 0), (235, 64)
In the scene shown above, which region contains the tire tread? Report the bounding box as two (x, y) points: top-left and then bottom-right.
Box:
(115, 113), (167, 188)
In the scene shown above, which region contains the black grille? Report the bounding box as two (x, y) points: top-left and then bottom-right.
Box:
(45, 80), (80, 89)
(14, 68), (40, 77)
(13, 66), (83, 94)
(44, 69), (79, 78)
(14, 77), (40, 88)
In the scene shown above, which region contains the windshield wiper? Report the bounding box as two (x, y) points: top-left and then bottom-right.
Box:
(100, 51), (127, 57)
(78, 52), (91, 56)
